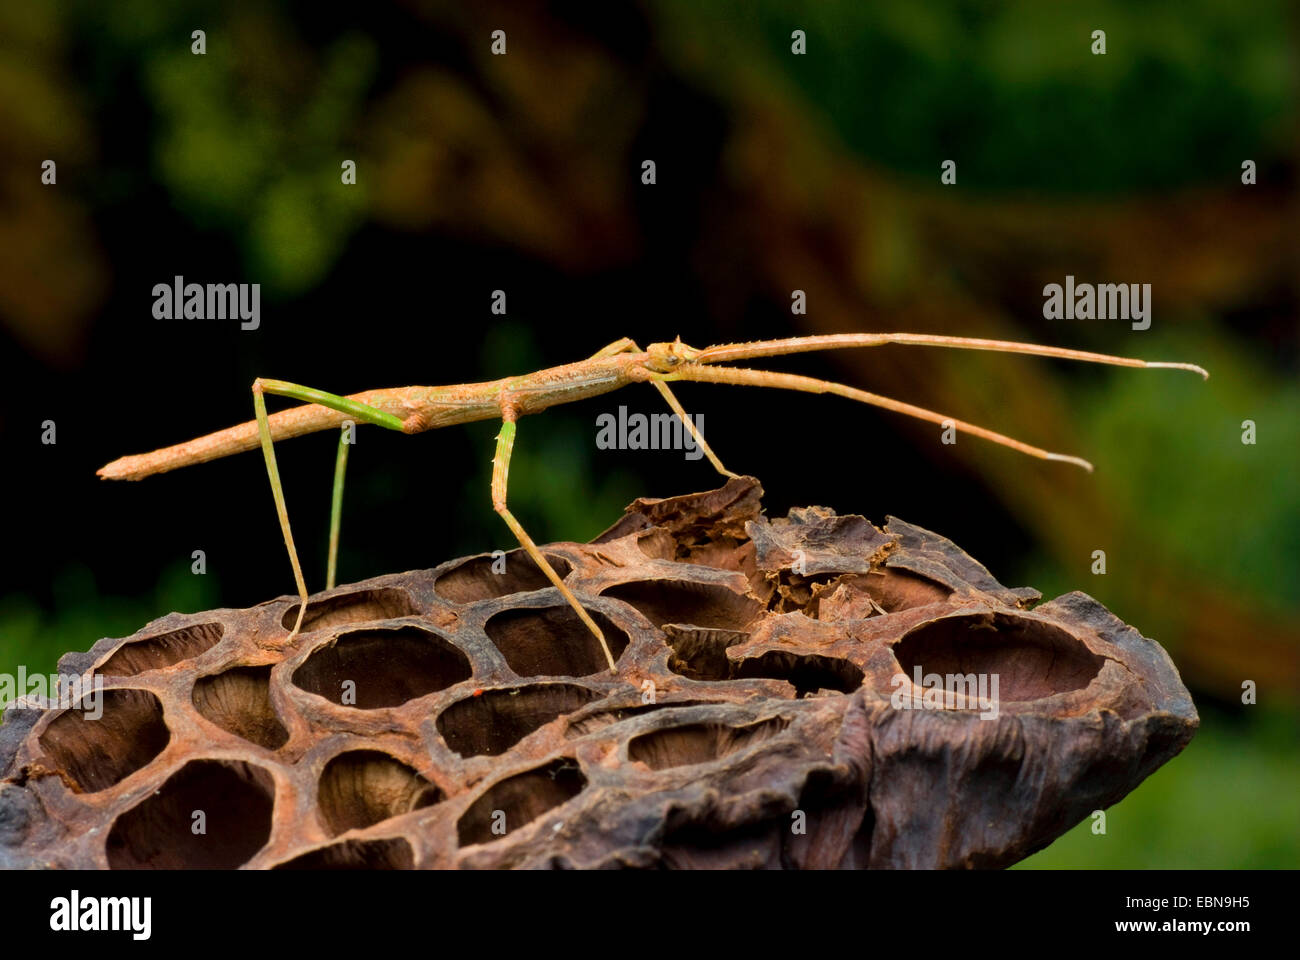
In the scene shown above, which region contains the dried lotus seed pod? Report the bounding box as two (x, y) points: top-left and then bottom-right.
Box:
(0, 478), (1197, 870)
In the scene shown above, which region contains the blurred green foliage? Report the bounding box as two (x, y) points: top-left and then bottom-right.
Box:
(1020, 324), (1300, 622)
(0, 561), (219, 708)
(1012, 328), (1300, 869)
(83, 0), (375, 292)
(1018, 706), (1300, 868)
(663, 0), (1292, 192)
(0, 0), (1293, 870)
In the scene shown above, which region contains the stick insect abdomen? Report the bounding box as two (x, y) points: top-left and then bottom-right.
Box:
(98, 355), (643, 482)
(98, 384), (480, 481)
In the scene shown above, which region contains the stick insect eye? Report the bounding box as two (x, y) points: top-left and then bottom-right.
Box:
(645, 343), (683, 372)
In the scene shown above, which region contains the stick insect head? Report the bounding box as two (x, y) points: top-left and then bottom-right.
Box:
(644, 338), (706, 373)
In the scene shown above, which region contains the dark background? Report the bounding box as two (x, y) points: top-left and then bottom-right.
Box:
(1, 0), (1296, 866)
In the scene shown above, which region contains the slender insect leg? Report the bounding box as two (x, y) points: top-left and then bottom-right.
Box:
(645, 379), (737, 478)
(253, 382), (310, 636)
(589, 338), (738, 478)
(663, 364), (1098, 471)
(326, 425), (350, 590)
(252, 378), (407, 638)
(586, 338), (637, 359)
(492, 411), (618, 674)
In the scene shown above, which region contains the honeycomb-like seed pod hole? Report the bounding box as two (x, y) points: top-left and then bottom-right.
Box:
(662, 626), (750, 681)
(807, 570), (954, 620)
(272, 837), (414, 870)
(281, 587), (420, 633)
(457, 758), (586, 847)
(892, 613), (1105, 702)
(292, 626), (472, 708)
(627, 717), (791, 770)
(437, 683), (601, 757)
(317, 750), (442, 837)
(735, 652), (866, 697)
(435, 550), (574, 604)
(39, 689), (169, 793)
(192, 665), (289, 750)
(600, 579), (764, 629)
(859, 569), (953, 612)
(96, 622), (224, 677)
(564, 700), (729, 738)
(105, 759), (275, 869)
(484, 606), (630, 677)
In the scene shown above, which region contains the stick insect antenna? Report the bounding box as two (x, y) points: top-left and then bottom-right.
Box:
(689, 333), (1210, 380)
(661, 363), (1098, 470)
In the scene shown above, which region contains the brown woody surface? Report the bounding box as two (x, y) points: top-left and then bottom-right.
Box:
(0, 478), (1197, 869)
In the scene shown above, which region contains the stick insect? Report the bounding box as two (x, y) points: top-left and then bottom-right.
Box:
(98, 333), (1207, 674)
